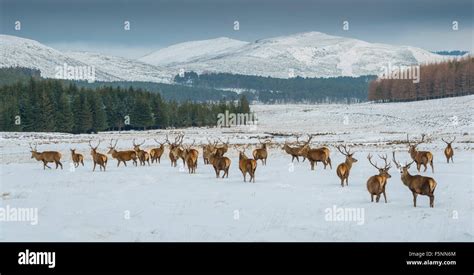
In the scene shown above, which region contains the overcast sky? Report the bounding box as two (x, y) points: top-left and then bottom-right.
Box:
(1, 0), (472, 58)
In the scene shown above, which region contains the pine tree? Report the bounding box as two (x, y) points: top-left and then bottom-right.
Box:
(56, 92), (74, 133)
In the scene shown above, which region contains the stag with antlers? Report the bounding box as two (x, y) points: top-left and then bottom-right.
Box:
(208, 148), (231, 178)
(29, 142), (63, 170)
(183, 140), (199, 174)
(282, 134), (309, 162)
(214, 137), (230, 157)
(203, 138), (218, 164)
(70, 148), (84, 168)
(89, 140), (107, 171)
(441, 137), (456, 163)
(238, 144), (257, 183)
(335, 145), (357, 187)
(253, 138), (270, 165)
(133, 139), (150, 166)
(393, 152), (437, 208)
(367, 154), (392, 203)
(167, 134), (185, 167)
(297, 135), (332, 170)
(150, 138), (166, 164)
(107, 139), (138, 167)
(407, 134), (434, 173)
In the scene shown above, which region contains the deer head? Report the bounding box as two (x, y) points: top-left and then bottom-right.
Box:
(336, 144), (357, 163)
(392, 151), (415, 176)
(368, 153), (392, 178)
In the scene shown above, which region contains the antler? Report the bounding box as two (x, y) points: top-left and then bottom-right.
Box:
(367, 154), (380, 170)
(89, 140), (100, 150)
(392, 152), (401, 169)
(336, 144), (351, 156)
(442, 137), (456, 144)
(378, 154), (391, 170)
(133, 138), (145, 147)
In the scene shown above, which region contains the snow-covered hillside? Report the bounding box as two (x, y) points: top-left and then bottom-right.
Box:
(138, 37), (249, 66)
(1, 32), (449, 83)
(140, 32), (448, 78)
(0, 35), (173, 83)
(1, 96), (472, 241)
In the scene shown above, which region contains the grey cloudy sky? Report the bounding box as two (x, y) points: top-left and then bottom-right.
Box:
(0, 0), (472, 58)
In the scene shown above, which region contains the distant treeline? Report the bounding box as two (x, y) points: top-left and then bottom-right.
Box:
(174, 72), (375, 103)
(433, 50), (469, 56)
(0, 77), (251, 133)
(368, 57), (473, 102)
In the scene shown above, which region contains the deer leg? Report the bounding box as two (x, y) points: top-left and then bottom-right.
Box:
(376, 194), (380, 203)
(371, 195), (374, 202)
(430, 160), (434, 173)
(423, 163), (428, 172)
(124, 161), (128, 167)
(92, 162), (96, 171)
(58, 161), (63, 169)
(429, 195), (434, 208)
(412, 193), (417, 207)
(310, 161), (315, 170)
(383, 191), (387, 203)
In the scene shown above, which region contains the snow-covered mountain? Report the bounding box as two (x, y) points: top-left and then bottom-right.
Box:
(139, 32), (448, 78)
(0, 35), (173, 83)
(1, 32), (449, 83)
(138, 37), (249, 66)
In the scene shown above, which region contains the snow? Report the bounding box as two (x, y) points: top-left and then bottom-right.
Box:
(1, 95), (472, 241)
(1, 32), (450, 83)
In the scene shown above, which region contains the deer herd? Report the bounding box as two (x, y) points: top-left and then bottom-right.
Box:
(29, 133), (459, 208)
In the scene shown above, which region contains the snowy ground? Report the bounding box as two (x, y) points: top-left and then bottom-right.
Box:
(0, 95), (473, 242)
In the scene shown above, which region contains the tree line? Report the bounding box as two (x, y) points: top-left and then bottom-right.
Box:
(0, 77), (251, 133)
(174, 71), (375, 103)
(368, 57), (473, 102)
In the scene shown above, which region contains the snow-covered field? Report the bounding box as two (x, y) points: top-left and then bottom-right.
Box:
(1, 95), (473, 242)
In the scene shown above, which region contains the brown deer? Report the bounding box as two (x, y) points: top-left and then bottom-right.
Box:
(133, 139), (150, 166)
(297, 138), (331, 170)
(29, 143), (63, 170)
(89, 140), (107, 172)
(393, 152), (437, 208)
(202, 138), (218, 164)
(214, 138), (230, 157)
(441, 137), (455, 163)
(209, 149), (231, 178)
(335, 145), (357, 187)
(407, 134), (434, 173)
(367, 154), (392, 203)
(238, 145), (257, 183)
(70, 149), (84, 168)
(253, 138), (270, 165)
(167, 134), (185, 167)
(150, 139), (165, 164)
(183, 140), (199, 174)
(281, 134), (309, 162)
(107, 139), (138, 167)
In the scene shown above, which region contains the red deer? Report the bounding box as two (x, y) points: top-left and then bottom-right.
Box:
(89, 140), (107, 172)
(202, 138), (218, 164)
(70, 148), (84, 168)
(150, 138), (165, 164)
(209, 150), (231, 178)
(107, 139), (138, 167)
(441, 137), (455, 163)
(183, 140), (199, 174)
(167, 134), (185, 167)
(214, 138), (229, 157)
(238, 145), (257, 183)
(297, 138), (331, 170)
(29, 143), (63, 170)
(335, 145), (358, 187)
(407, 134), (434, 173)
(253, 138), (270, 165)
(281, 134), (309, 162)
(393, 152), (437, 208)
(366, 154), (392, 203)
(133, 139), (150, 166)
